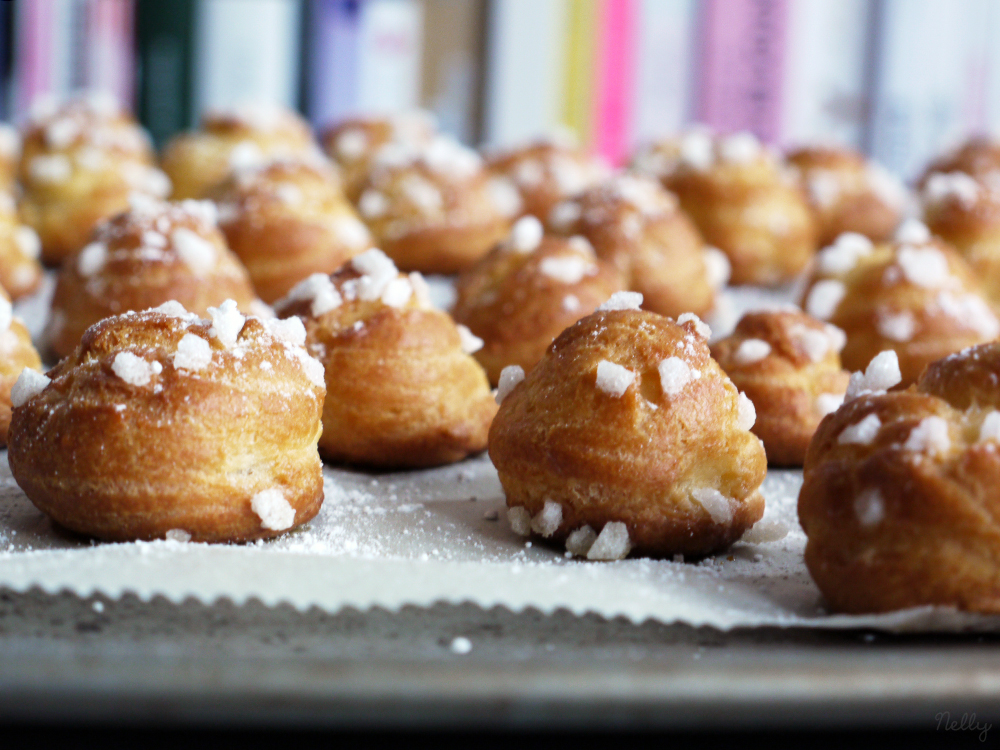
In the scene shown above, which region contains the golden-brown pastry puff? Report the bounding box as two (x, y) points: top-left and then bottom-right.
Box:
(546, 174), (727, 318)
(921, 172), (1000, 307)
(7, 300), (326, 543)
(0, 123), (20, 191)
(18, 92), (170, 265)
(274, 248), (497, 468)
(489, 294), (766, 559)
(321, 110), (437, 202)
(485, 137), (609, 222)
(799, 344), (1000, 613)
(710, 309), (850, 466)
(0, 192), (43, 300)
(0, 289), (42, 445)
(917, 136), (1000, 190)
(662, 131), (818, 285)
(787, 146), (906, 246)
(213, 159), (373, 303)
(354, 136), (520, 274)
(161, 103), (323, 200)
(800, 231), (999, 387)
(452, 216), (625, 384)
(47, 195), (260, 359)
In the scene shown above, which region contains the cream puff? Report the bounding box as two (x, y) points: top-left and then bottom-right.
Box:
(0, 289), (42, 445)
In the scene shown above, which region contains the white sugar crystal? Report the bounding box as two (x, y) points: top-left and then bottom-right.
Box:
(332, 215), (370, 248)
(530, 500), (563, 537)
(737, 392), (756, 430)
(29, 154), (72, 183)
(0, 124), (20, 159)
(845, 350), (902, 401)
(449, 637), (473, 655)
(658, 357), (697, 397)
(507, 506), (531, 536)
(816, 393), (845, 416)
(251, 488), (296, 531)
(703, 246), (731, 289)
(877, 310), (916, 342)
(14, 226), (41, 260)
(586, 522), (631, 560)
(539, 255), (592, 284)
(128, 192), (164, 217)
(287, 346), (325, 387)
(152, 300), (193, 319)
(677, 312), (711, 339)
(903, 415), (950, 456)
(790, 325), (832, 363)
(408, 272), (433, 308)
(733, 338), (771, 365)
(486, 177), (523, 216)
(112, 352), (160, 386)
(496, 365), (525, 404)
(77, 241), (108, 277)
(807, 170), (841, 208)
(565, 525), (598, 557)
(562, 294), (580, 312)
(867, 163), (906, 207)
(142, 230), (168, 248)
(11, 368), (50, 407)
(679, 130), (714, 170)
(359, 189), (390, 219)
(164, 529), (191, 543)
(207, 299), (245, 348)
(275, 183), (302, 206)
(979, 411), (1000, 443)
(805, 279), (846, 320)
(595, 360), (636, 397)
(228, 140), (266, 171)
(0, 297), (11, 332)
(568, 235), (595, 256)
(838, 413), (882, 445)
(740, 519), (789, 544)
(171, 228), (216, 275)
(266, 316), (307, 347)
(423, 135), (482, 178)
(179, 199), (218, 227)
(335, 128), (368, 160)
(514, 158), (544, 186)
(854, 488), (885, 528)
(381, 277), (413, 308)
(924, 171), (980, 208)
(612, 174), (666, 214)
(719, 132), (761, 164)
(509, 215), (543, 254)
(456, 324), (483, 354)
(285, 273), (342, 316)
(400, 174), (443, 212)
(894, 218), (931, 244)
(173, 333), (213, 371)
(598, 291), (643, 312)
(816, 232), (874, 274)
(548, 200), (582, 231)
(896, 245), (949, 287)
(691, 487), (733, 524)
(352, 248), (399, 300)
(935, 292), (1000, 339)
(75, 146), (106, 172)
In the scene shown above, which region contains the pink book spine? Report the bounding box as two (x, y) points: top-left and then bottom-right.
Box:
(696, 0), (789, 142)
(592, 0), (637, 166)
(16, 0), (55, 117)
(86, 0), (136, 108)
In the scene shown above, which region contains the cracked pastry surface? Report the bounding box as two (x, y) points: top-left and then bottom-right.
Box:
(488, 297), (766, 559)
(800, 230), (999, 387)
(213, 159), (372, 303)
(800, 344), (1000, 614)
(452, 216), (625, 385)
(547, 174), (726, 318)
(275, 248), (497, 468)
(7, 300), (326, 542)
(47, 196), (260, 359)
(711, 308), (850, 466)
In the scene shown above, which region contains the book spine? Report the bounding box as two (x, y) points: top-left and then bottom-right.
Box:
(304, 0), (362, 127)
(561, 0), (597, 148)
(592, 0), (637, 165)
(695, 0), (790, 142)
(135, 0), (198, 146)
(84, 0), (136, 107)
(355, 0), (424, 114)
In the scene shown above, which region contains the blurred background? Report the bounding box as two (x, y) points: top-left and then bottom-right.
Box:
(3, 0), (1000, 179)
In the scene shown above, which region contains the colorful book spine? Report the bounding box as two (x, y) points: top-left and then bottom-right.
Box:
(695, 0), (790, 143)
(592, 0), (637, 165)
(355, 0), (424, 114)
(135, 0), (197, 146)
(83, 0), (135, 108)
(561, 0), (597, 149)
(304, 0), (362, 127)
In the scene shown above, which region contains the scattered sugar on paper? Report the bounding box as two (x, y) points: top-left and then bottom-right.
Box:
(251, 488), (296, 530)
(496, 365), (524, 404)
(530, 500), (563, 537)
(450, 637), (473, 655)
(507, 506), (531, 536)
(565, 525), (597, 557)
(173, 333), (213, 371)
(165, 529), (191, 543)
(112, 352), (162, 386)
(586, 522), (631, 560)
(838, 413), (882, 445)
(595, 360), (636, 397)
(11, 368), (50, 407)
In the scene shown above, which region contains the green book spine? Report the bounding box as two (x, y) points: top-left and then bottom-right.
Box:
(135, 0), (197, 148)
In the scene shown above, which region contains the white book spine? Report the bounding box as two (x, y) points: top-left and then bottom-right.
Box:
(355, 0), (425, 114)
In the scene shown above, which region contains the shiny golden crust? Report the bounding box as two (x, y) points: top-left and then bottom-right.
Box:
(275, 251), (497, 467)
(922, 174), (1000, 307)
(356, 139), (518, 273)
(918, 136), (1000, 189)
(0, 193), (43, 299)
(547, 175), (718, 317)
(19, 96), (167, 265)
(213, 160), (372, 302)
(0, 296), (42, 446)
(48, 197), (259, 359)
(787, 146), (905, 246)
(489, 309), (767, 557)
(801, 235), (999, 387)
(452, 228), (625, 384)
(321, 112), (437, 202)
(162, 105), (320, 200)
(486, 140), (608, 221)
(711, 309), (849, 466)
(665, 134), (817, 285)
(7, 306), (326, 542)
(799, 343), (1000, 613)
